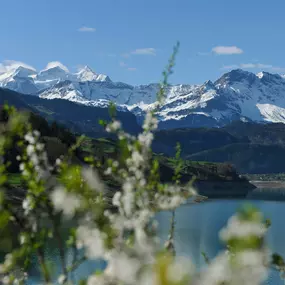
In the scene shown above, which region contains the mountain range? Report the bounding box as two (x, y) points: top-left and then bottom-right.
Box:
(2, 63), (285, 129)
(2, 86), (285, 174)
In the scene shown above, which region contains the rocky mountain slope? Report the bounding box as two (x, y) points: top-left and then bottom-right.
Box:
(2, 64), (285, 129)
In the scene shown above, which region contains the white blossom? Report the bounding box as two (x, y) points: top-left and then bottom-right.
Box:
(143, 112), (158, 130)
(156, 195), (185, 210)
(19, 163), (25, 171)
(2, 276), (10, 284)
(51, 186), (81, 217)
(167, 257), (195, 283)
(199, 253), (231, 285)
(57, 274), (66, 284)
(106, 120), (121, 132)
(112, 192), (121, 207)
(76, 225), (105, 259)
(104, 167), (112, 175)
(33, 130), (40, 137)
(36, 143), (45, 151)
(131, 151), (144, 167)
(104, 251), (141, 284)
(122, 190), (135, 216)
(220, 215), (266, 241)
(138, 132), (154, 147)
(19, 234), (27, 245)
(24, 133), (35, 144)
(87, 274), (108, 285)
(26, 145), (35, 156)
(22, 196), (33, 214)
(82, 167), (104, 192)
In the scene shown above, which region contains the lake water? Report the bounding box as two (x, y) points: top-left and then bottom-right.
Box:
(25, 188), (285, 284)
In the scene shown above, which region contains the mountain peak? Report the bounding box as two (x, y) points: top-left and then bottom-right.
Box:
(76, 66), (97, 82)
(227, 68), (254, 77)
(215, 69), (257, 86)
(80, 65), (94, 72)
(13, 66), (37, 78)
(203, 80), (215, 89)
(37, 65), (70, 83)
(40, 65), (68, 74)
(76, 66), (111, 82)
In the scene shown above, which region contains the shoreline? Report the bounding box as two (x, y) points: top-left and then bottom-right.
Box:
(250, 180), (285, 189)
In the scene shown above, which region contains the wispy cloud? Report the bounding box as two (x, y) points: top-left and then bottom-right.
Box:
(221, 64), (239, 70)
(196, 52), (211, 56)
(0, 60), (36, 73)
(78, 26), (96, 32)
(271, 66), (285, 72)
(121, 48), (157, 58)
(119, 61), (127, 67)
(131, 48), (156, 56)
(221, 63), (285, 72)
(212, 46), (243, 55)
(119, 61), (137, 71)
(45, 61), (69, 72)
(121, 53), (130, 58)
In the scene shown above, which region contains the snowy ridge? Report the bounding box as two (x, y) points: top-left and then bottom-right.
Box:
(2, 64), (285, 128)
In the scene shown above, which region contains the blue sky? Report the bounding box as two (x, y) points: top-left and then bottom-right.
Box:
(0, 0), (285, 85)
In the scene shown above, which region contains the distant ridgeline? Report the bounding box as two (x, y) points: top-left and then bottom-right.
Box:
(0, 88), (141, 138)
(2, 87), (285, 174)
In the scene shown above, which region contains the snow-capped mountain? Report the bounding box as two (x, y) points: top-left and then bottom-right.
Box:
(75, 66), (111, 82)
(0, 66), (38, 94)
(2, 63), (285, 129)
(0, 63), (110, 95)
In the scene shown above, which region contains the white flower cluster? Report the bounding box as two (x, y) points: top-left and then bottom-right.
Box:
(106, 120), (121, 133)
(74, 107), (199, 285)
(76, 225), (105, 259)
(19, 130), (50, 181)
(51, 186), (82, 218)
(82, 167), (105, 193)
(220, 215), (267, 241)
(198, 211), (269, 285)
(143, 111), (158, 131)
(0, 254), (28, 285)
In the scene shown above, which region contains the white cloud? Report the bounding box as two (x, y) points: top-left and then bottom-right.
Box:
(221, 64), (240, 70)
(241, 63), (273, 69)
(221, 63), (285, 72)
(45, 61), (69, 72)
(212, 46), (243, 55)
(197, 52), (211, 56)
(271, 66), (285, 72)
(0, 60), (36, 74)
(131, 48), (156, 56)
(119, 61), (127, 67)
(78, 26), (96, 32)
(121, 53), (130, 58)
(119, 61), (136, 71)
